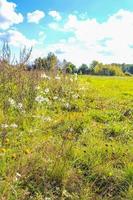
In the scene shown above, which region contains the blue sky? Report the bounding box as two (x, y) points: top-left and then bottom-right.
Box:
(0, 0), (133, 65)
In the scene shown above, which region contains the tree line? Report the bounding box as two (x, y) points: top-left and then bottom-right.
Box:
(31, 53), (133, 76)
(0, 41), (133, 76)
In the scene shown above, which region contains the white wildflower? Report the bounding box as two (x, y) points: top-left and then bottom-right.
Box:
(43, 117), (52, 122)
(16, 172), (21, 178)
(53, 96), (58, 100)
(70, 78), (73, 82)
(15, 172), (21, 181)
(45, 198), (51, 200)
(72, 94), (79, 99)
(8, 98), (16, 106)
(55, 75), (61, 80)
(1, 124), (8, 129)
(10, 123), (18, 128)
(43, 97), (49, 103)
(17, 103), (23, 110)
(65, 103), (71, 109)
(35, 95), (45, 103)
(44, 88), (49, 93)
(41, 73), (47, 78)
(41, 73), (50, 80)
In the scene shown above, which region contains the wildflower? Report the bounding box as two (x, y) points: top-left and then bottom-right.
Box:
(15, 172), (21, 181)
(43, 117), (52, 122)
(16, 172), (21, 178)
(70, 78), (73, 82)
(53, 96), (58, 100)
(70, 128), (74, 132)
(41, 73), (47, 78)
(44, 88), (49, 93)
(55, 75), (61, 80)
(8, 98), (16, 106)
(17, 103), (23, 110)
(72, 94), (79, 99)
(41, 73), (50, 80)
(35, 95), (45, 103)
(1, 124), (8, 129)
(62, 189), (71, 198)
(43, 97), (49, 103)
(65, 103), (71, 109)
(10, 123), (18, 128)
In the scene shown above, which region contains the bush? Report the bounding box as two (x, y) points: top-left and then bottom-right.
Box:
(94, 64), (124, 76)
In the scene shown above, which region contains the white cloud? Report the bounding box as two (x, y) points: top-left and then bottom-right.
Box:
(0, 29), (36, 47)
(48, 11), (62, 21)
(27, 10), (45, 24)
(0, 0), (23, 30)
(46, 9), (133, 65)
(48, 22), (61, 30)
(38, 31), (46, 44)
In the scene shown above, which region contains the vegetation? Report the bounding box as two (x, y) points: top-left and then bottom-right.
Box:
(0, 59), (133, 199)
(0, 43), (133, 199)
(93, 63), (124, 76)
(32, 56), (133, 76)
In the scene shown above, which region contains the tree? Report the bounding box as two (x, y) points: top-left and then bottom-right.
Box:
(62, 60), (77, 74)
(33, 53), (59, 71)
(46, 52), (58, 71)
(78, 64), (89, 74)
(90, 60), (99, 73)
(34, 57), (47, 70)
(94, 63), (124, 76)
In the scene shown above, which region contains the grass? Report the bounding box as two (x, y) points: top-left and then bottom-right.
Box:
(0, 68), (133, 200)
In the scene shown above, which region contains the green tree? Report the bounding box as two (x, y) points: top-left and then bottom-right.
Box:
(78, 64), (89, 74)
(90, 60), (99, 73)
(94, 63), (124, 76)
(62, 60), (77, 74)
(34, 57), (47, 70)
(46, 52), (58, 71)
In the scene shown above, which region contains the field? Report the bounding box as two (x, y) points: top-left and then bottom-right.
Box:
(0, 69), (133, 200)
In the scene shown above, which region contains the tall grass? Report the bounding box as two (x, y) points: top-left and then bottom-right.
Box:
(0, 62), (133, 199)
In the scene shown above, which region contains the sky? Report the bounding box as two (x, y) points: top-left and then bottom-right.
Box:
(0, 0), (133, 66)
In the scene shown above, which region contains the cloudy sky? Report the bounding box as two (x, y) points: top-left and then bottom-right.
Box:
(0, 0), (133, 66)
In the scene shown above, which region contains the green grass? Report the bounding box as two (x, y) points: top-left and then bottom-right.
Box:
(0, 70), (133, 200)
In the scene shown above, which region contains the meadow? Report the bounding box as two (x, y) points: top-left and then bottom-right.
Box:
(0, 67), (133, 200)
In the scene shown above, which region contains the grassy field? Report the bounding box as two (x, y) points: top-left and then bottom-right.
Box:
(0, 69), (133, 200)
